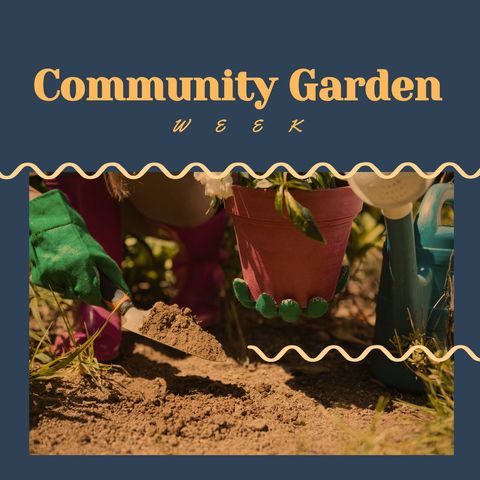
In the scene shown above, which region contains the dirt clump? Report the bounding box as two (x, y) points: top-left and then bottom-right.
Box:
(139, 302), (227, 362)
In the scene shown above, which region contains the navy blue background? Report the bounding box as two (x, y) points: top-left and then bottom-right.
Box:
(0, 0), (478, 477)
(0, 0), (479, 171)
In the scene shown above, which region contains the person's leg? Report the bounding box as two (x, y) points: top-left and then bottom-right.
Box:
(123, 173), (228, 326)
(166, 208), (228, 326)
(44, 175), (123, 361)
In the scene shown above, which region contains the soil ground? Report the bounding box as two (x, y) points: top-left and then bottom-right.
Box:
(30, 309), (435, 455)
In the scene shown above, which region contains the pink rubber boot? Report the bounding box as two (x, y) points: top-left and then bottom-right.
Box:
(45, 176), (123, 361)
(161, 209), (228, 327)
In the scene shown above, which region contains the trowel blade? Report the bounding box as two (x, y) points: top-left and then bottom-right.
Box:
(121, 306), (148, 336)
(121, 306), (226, 362)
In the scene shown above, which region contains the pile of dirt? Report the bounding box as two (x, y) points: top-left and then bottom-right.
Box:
(139, 302), (227, 362)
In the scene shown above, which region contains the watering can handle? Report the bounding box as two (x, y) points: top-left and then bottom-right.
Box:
(416, 183), (454, 247)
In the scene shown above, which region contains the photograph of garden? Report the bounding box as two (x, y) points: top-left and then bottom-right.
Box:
(29, 170), (454, 455)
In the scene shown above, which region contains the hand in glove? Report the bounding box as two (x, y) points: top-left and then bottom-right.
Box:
(232, 265), (349, 322)
(29, 189), (128, 306)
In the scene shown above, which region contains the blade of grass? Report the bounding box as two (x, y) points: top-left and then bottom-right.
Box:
(30, 311), (111, 380)
(49, 286), (77, 348)
(29, 319), (55, 371)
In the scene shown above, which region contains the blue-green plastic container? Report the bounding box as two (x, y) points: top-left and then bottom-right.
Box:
(373, 183), (454, 392)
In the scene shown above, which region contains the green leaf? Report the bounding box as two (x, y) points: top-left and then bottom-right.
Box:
(309, 173), (335, 189)
(274, 184), (284, 215)
(335, 265), (350, 294)
(284, 189), (326, 244)
(206, 196), (220, 215)
(29, 319), (55, 370)
(255, 179), (274, 189)
(30, 318), (106, 380)
(255, 171), (284, 188)
(35, 352), (53, 364)
(29, 330), (43, 342)
(285, 180), (312, 191)
(235, 172), (255, 187)
(30, 337), (92, 380)
(30, 302), (114, 380)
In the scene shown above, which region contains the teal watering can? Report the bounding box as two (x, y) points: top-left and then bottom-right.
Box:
(374, 183), (454, 391)
(348, 174), (454, 392)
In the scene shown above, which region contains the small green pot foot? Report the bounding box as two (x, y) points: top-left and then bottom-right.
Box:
(279, 299), (302, 323)
(232, 278), (256, 308)
(256, 293), (278, 319)
(231, 266), (350, 323)
(305, 297), (329, 319)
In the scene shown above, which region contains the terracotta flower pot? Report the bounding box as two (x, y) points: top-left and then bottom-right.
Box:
(225, 185), (363, 307)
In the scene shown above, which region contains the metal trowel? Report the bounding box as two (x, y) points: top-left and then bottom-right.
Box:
(99, 274), (227, 362)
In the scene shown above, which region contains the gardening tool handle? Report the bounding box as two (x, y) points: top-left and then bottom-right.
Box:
(416, 183), (454, 249)
(99, 273), (133, 316)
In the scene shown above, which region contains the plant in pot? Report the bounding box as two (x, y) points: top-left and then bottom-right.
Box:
(195, 171), (363, 322)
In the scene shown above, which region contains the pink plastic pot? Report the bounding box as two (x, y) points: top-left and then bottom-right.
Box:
(225, 185), (363, 307)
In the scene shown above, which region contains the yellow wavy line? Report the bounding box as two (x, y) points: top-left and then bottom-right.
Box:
(247, 344), (480, 363)
(0, 161), (478, 180)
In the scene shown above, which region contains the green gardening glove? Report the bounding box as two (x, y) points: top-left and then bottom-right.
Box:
(232, 265), (349, 323)
(29, 189), (129, 307)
